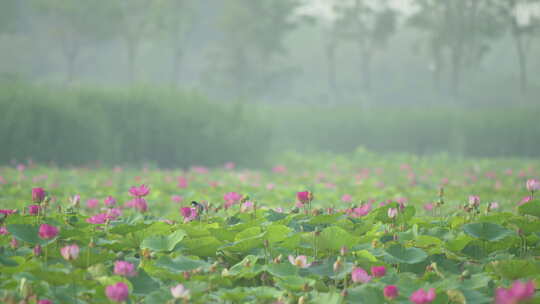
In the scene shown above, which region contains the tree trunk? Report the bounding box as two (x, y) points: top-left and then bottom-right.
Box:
(450, 46), (463, 96)
(65, 51), (77, 84)
(233, 47), (248, 101)
(61, 32), (79, 84)
(126, 38), (139, 84)
(325, 42), (339, 103)
(431, 41), (443, 91)
(171, 48), (183, 87)
(510, 22), (528, 94)
(360, 48), (372, 92)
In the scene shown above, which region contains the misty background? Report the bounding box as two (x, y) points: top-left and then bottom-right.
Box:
(1, 0), (539, 168)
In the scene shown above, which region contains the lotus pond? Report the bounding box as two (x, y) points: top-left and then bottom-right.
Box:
(0, 152), (539, 303)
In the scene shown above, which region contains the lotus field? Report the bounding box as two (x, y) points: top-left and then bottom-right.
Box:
(0, 152), (539, 304)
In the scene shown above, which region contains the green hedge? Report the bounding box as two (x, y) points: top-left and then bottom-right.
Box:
(0, 82), (272, 167)
(268, 105), (540, 158)
(1, 81), (539, 167)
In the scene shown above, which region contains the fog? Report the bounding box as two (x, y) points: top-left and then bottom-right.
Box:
(0, 0), (539, 167)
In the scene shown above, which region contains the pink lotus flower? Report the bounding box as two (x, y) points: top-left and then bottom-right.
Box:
(106, 208), (122, 220)
(495, 280), (535, 304)
(526, 179), (540, 192)
(423, 203), (434, 212)
(341, 194), (353, 203)
(272, 165), (287, 174)
(388, 208), (398, 219)
(400, 163), (412, 171)
(410, 288), (436, 304)
(106, 282), (129, 302)
(171, 195), (183, 203)
(129, 184), (150, 197)
(114, 261), (137, 277)
(180, 207), (198, 222)
(350, 203), (372, 217)
(266, 183), (275, 190)
(371, 266), (386, 277)
(11, 237), (18, 249)
(224, 192), (242, 209)
(440, 178), (449, 186)
(170, 284), (190, 299)
(124, 198), (148, 212)
(86, 198), (99, 209)
(32, 188), (46, 203)
(104, 196), (116, 207)
(518, 196), (533, 206)
(0, 209), (17, 216)
(60, 244), (80, 260)
(191, 166), (209, 174)
(177, 177), (188, 188)
(38, 224), (59, 239)
(38, 300), (53, 304)
(384, 285), (399, 300)
(297, 191), (312, 204)
(468, 195), (480, 207)
(86, 213), (108, 224)
(488, 202), (499, 211)
(34, 244), (42, 256)
(241, 201), (254, 213)
(351, 267), (371, 283)
(288, 255), (311, 268)
(0, 226), (8, 235)
(224, 162), (236, 170)
(28, 205), (40, 215)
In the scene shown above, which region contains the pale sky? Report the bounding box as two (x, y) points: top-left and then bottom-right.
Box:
(297, 0), (417, 22)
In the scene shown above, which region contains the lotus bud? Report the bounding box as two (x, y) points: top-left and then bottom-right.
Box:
(33, 245), (42, 257)
(333, 258), (342, 272)
(209, 262), (218, 273)
(141, 248), (151, 260)
(221, 268), (230, 277)
(10, 237), (18, 249)
(183, 272), (191, 280)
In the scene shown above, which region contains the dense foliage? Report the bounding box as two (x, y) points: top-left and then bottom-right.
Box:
(1, 82), (540, 167)
(0, 151), (539, 303)
(0, 82), (270, 167)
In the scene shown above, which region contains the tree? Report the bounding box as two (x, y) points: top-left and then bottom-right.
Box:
(111, 0), (160, 83)
(155, 0), (195, 87)
(210, 0), (302, 100)
(0, 0), (19, 36)
(333, 0), (397, 92)
(31, 0), (117, 83)
(409, 0), (502, 95)
(495, 0), (540, 94)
